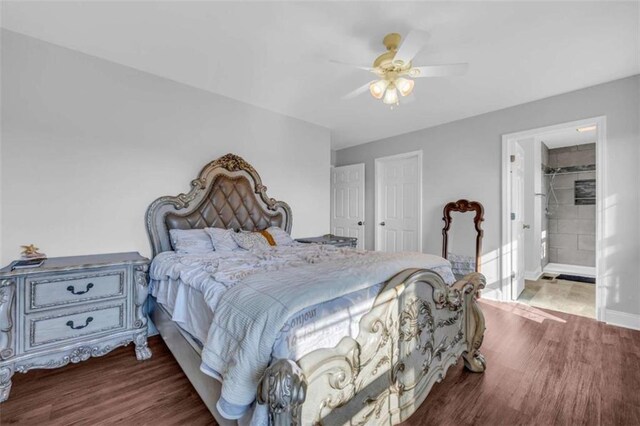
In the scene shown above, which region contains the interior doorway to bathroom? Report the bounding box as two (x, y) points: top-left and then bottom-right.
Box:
(502, 117), (605, 320)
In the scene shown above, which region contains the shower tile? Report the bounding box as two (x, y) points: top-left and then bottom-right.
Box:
(556, 188), (574, 205)
(578, 143), (596, 151)
(553, 205), (578, 219)
(556, 248), (595, 266)
(557, 219), (579, 234)
(578, 234), (596, 251)
(578, 171), (596, 180)
(556, 149), (596, 168)
(549, 233), (578, 249)
(552, 173), (577, 189)
(578, 205), (596, 219)
(551, 146), (578, 154)
(578, 219), (596, 235)
(541, 143), (549, 165)
(548, 219), (558, 233)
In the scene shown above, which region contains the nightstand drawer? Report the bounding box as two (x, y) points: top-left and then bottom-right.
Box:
(26, 303), (126, 351)
(27, 269), (126, 311)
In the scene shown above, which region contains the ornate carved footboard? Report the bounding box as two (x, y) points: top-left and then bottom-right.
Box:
(258, 269), (486, 426)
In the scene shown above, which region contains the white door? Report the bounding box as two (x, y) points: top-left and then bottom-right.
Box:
(511, 143), (526, 299)
(331, 164), (365, 249)
(375, 152), (422, 253)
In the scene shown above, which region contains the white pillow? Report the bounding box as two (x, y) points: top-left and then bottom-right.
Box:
(205, 228), (239, 252)
(169, 229), (214, 254)
(266, 226), (295, 246)
(231, 230), (270, 250)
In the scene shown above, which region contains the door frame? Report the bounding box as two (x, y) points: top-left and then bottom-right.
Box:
(374, 150), (423, 252)
(510, 141), (526, 300)
(330, 163), (366, 249)
(501, 116), (606, 321)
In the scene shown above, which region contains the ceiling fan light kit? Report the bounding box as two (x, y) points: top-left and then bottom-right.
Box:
(369, 79), (389, 99)
(339, 31), (468, 108)
(382, 83), (399, 105)
(395, 77), (415, 96)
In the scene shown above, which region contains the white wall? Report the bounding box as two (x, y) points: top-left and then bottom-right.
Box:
(335, 75), (640, 318)
(1, 30), (331, 264)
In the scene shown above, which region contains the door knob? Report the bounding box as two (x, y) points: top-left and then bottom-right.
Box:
(379, 221), (386, 226)
(523, 224), (531, 229)
(357, 221), (364, 226)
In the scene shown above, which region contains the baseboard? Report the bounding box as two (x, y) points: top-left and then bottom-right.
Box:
(524, 268), (543, 281)
(605, 309), (640, 331)
(543, 263), (596, 278)
(479, 287), (502, 301)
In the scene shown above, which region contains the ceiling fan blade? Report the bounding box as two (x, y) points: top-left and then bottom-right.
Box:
(409, 63), (469, 78)
(393, 30), (430, 66)
(342, 80), (376, 100)
(329, 59), (374, 72)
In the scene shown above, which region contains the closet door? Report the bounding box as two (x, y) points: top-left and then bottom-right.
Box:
(331, 164), (365, 249)
(375, 151), (422, 253)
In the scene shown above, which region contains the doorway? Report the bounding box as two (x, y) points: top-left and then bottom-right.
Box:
(330, 163), (365, 249)
(502, 117), (605, 320)
(374, 151), (423, 253)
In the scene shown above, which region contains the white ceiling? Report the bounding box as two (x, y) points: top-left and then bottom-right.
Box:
(2, 2), (638, 149)
(540, 127), (597, 149)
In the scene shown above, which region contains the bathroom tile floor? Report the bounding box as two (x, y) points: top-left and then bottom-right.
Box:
(518, 276), (596, 319)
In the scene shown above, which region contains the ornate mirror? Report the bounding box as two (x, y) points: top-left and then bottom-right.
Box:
(442, 199), (484, 280)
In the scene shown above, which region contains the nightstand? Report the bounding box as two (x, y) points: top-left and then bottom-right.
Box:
(0, 252), (151, 402)
(296, 234), (358, 248)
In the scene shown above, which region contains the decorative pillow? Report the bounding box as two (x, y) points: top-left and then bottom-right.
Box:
(266, 226), (295, 246)
(231, 230), (270, 250)
(169, 229), (214, 254)
(205, 228), (240, 252)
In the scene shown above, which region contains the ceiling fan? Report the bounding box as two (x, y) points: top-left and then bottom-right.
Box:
(335, 31), (468, 107)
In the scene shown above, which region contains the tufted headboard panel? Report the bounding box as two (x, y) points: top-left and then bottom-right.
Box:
(165, 174), (285, 232)
(146, 154), (292, 257)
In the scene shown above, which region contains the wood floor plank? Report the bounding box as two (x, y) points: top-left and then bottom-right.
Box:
(1, 300), (639, 425)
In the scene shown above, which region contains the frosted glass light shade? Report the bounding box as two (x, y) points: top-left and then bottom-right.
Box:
(369, 80), (389, 99)
(395, 78), (415, 97)
(383, 86), (399, 105)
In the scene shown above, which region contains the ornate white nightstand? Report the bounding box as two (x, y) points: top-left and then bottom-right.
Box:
(0, 252), (151, 402)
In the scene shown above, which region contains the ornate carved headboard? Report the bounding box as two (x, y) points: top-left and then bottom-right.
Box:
(145, 154), (292, 257)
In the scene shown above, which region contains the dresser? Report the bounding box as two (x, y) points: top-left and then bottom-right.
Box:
(296, 234), (358, 248)
(0, 252), (151, 402)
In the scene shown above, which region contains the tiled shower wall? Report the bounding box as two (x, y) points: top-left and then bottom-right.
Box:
(546, 143), (596, 267)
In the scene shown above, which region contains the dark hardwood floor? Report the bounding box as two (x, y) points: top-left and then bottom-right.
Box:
(2, 300), (639, 425)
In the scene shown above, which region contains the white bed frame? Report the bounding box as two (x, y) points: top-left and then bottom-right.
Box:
(145, 154), (486, 425)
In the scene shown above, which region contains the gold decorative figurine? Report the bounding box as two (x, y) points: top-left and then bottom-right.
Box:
(20, 244), (47, 260)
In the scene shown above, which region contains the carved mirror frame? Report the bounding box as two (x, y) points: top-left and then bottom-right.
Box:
(442, 199), (484, 273)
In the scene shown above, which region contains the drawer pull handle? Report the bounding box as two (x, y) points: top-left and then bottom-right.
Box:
(66, 317), (93, 330)
(66, 283), (94, 295)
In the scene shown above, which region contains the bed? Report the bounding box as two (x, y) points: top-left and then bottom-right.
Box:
(145, 153), (486, 425)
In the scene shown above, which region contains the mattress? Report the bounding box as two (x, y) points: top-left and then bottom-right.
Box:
(149, 244), (456, 420)
(151, 277), (386, 360)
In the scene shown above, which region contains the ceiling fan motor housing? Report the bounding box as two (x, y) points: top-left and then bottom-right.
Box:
(373, 33), (413, 74)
